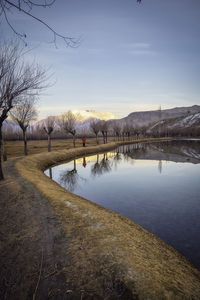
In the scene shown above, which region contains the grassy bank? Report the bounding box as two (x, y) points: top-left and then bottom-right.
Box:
(13, 137), (200, 299)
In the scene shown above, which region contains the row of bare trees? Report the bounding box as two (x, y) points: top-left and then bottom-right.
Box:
(0, 41), (48, 180)
(3, 111), (149, 158)
(6, 110), (200, 158)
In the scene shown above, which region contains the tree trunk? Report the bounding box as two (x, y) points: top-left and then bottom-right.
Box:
(23, 130), (28, 156)
(102, 133), (106, 144)
(0, 124), (4, 180)
(73, 135), (76, 148)
(49, 168), (52, 179)
(73, 159), (76, 171)
(2, 138), (7, 161)
(96, 134), (98, 145)
(48, 134), (51, 152)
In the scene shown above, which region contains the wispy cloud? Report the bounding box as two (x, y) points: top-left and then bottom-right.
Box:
(122, 42), (157, 56)
(128, 42), (151, 49)
(130, 49), (156, 55)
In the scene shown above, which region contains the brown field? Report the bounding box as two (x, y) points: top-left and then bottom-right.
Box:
(4, 137), (116, 159)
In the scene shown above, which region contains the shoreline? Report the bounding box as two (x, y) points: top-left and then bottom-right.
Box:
(1, 138), (200, 299)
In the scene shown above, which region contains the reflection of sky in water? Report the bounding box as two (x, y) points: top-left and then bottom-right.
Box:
(45, 141), (200, 270)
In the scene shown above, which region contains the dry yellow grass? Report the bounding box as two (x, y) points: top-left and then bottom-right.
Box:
(4, 137), (115, 158)
(14, 138), (200, 299)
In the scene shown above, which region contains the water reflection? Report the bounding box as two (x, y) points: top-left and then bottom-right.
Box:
(115, 140), (200, 164)
(59, 159), (86, 192)
(91, 153), (112, 177)
(158, 160), (162, 174)
(82, 156), (87, 168)
(45, 140), (200, 270)
(49, 167), (52, 179)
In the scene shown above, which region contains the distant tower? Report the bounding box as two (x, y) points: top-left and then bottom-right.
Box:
(158, 105), (162, 137)
(158, 105), (162, 120)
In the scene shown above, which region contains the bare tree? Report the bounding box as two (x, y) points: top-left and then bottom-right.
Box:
(43, 116), (55, 152)
(90, 119), (100, 145)
(99, 120), (109, 144)
(122, 122), (132, 141)
(0, 41), (48, 179)
(60, 111), (78, 148)
(1, 132), (7, 161)
(113, 121), (121, 141)
(0, 0), (78, 47)
(140, 125), (147, 137)
(10, 95), (37, 155)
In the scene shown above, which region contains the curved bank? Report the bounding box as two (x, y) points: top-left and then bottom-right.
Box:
(15, 139), (200, 299)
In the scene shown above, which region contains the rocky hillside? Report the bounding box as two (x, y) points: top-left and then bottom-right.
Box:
(117, 105), (200, 127)
(148, 112), (200, 135)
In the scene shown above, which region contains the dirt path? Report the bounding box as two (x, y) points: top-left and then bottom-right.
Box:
(0, 160), (80, 300)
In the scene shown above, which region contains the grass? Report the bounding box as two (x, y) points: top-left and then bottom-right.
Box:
(4, 137), (116, 159)
(14, 138), (200, 299)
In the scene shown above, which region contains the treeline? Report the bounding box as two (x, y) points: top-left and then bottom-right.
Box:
(149, 124), (200, 138)
(4, 117), (200, 143)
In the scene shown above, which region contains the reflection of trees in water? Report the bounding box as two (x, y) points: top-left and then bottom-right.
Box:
(158, 160), (162, 174)
(116, 143), (147, 160)
(91, 153), (112, 177)
(113, 150), (122, 161)
(59, 159), (86, 192)
(91, 154), (101, 177)
(111, 150), (123, 170)
(49, 167), (52, 179)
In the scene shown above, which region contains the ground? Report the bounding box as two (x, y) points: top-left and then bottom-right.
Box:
(0, 139), (133, 300)
(4, 138), (115, 159)
(0, 159), (75, 299)
(1, 138), (200, 300)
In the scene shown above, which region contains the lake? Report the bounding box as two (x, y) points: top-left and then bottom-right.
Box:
(45, 139), (200, 270)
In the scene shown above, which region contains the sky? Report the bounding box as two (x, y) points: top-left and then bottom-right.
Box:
(1, 0), (200, 119)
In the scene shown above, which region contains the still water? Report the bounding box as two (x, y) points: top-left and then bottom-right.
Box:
(45, 140), (200, 270)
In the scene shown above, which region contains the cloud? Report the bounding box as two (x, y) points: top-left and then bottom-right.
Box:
(128, 43), (151, 49)
(122, 42), (157, 56)
(129, 49), (156, 55)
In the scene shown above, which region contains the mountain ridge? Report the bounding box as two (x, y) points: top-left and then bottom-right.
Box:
(118, 105), (200, 127)
(3, 105), (200, 134)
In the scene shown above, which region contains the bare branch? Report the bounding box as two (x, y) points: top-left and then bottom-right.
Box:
(0, 0), (79, 47)
(9, 94), (37, 155)
(10, 94), (37, 130)
(60, 111), (79, 148)
(43, 115), (55, 135)
(0, 41), (48, 123)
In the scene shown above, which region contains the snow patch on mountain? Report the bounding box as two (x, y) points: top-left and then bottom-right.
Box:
(71, 110), (116, 121)
(148, 112), (200, 133)
(171, 113), (200, 128)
